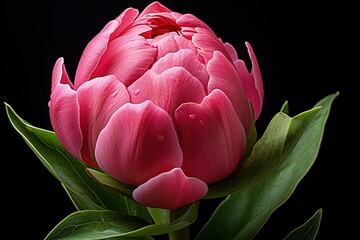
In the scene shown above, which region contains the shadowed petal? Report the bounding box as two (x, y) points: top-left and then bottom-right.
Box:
(133, 168), (208, 209)
(95, 101), (183, 185)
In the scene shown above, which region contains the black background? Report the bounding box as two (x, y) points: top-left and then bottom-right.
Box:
(1, 0), (356, 239)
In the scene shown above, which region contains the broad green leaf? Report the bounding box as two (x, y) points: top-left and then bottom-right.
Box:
(47, 203), (198, 239)
(45, 210), (152, 240)
(5, 103), (152, 222)
(206, 105), (321, 198)
(195, 92), (338, 240)
(283, 208), (322, 240)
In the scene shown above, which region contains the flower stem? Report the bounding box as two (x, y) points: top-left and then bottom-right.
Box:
(168, 225), (190, 240)
(168, 206), (191, 240)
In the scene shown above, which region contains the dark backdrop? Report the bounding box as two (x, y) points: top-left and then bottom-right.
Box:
(1, 0), (355, 239)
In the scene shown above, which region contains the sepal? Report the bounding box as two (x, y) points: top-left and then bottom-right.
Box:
(86, 168), (135, 198)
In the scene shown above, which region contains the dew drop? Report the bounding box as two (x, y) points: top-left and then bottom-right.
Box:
(156, 133), (164, 141)
(199, 120), (204, 125)
(111, 90), (119, 97)
(189, 114), (196, 119)
(134, 88), (140, 95)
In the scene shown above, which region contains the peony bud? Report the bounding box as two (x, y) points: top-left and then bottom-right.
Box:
(49, 1), (263, 210)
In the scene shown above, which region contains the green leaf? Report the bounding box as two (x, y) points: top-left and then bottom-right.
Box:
(195, 92), (338, 240)
(206, 103), (321, 198)
(280, 100), (290, 114)
(47, 202), (199, 239)
(4, 103), (152, 223)
(283, 208), (322, 240)
(61, 183), (102, 210)
(146, 207), (170, 225)
(45, 210), (152, 240)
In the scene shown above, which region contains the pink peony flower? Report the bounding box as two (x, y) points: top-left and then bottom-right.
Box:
(49, 1), (263, 210)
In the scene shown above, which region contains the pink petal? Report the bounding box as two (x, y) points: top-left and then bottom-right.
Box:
(173, 35), (198, 51)
(74, 8), (140, 88)
(95, 101), (183, 186)
(49, 58), (82, 161)
(137, 1), (171, 19)
(175, 89), (246, 183)
(207, 51), (253, 134)
(192, 27), (231, 64)
(76, 75), (130, 166)
(234, 42), (264, 120)
(50, 57), (74, 92)
(176, 13), (213, 30)
(111, 8), (139, 40)
(90, 36), (157, 87)
(133, 168), (208, 210)
(151, 48), (209, 89)
(74, 20), (120, 89)
(223, 42), (238, 62)
(150, 33), (181, 60)
(128, 67), (206, 119)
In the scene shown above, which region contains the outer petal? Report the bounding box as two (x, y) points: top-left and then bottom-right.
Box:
(175, 89), (246, 183)
(49, 58), (82, 161)
(207, 51), (252, 134)
(128, 67), (206, 119)
(50, 57), (74, 92)
(95, 101), (183, 185)
(133, 168), (208, 210)
(234, 42), (264, 120)
(77, 75), (130, 167)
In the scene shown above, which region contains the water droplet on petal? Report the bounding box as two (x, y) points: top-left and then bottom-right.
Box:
(111, 90), (119, 97)
(189, 114), (196, 119)
(156, 133), (164, 141)
(134, 89), (140, 95)
(199, 120), (204, 125)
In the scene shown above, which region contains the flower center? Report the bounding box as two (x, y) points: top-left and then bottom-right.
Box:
(141, 14), (181, 39)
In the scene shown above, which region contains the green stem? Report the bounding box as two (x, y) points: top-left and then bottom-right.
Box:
(168, 225), (190, 240)
(168, 205), (192, 240)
